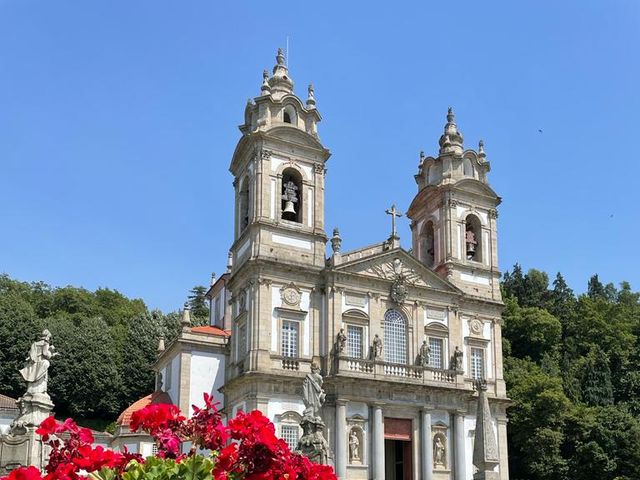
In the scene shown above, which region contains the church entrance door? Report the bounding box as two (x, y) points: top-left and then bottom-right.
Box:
(384, 418), (413, 480)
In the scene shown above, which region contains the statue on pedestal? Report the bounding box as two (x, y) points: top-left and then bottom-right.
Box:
(419, 340), (431, 367)
(349, 429), (360, 464)
(1, 329), (58, 474)
(336, 328), (347, 355)
(297, 363), (332, 466)
(372, 334), (383, 360)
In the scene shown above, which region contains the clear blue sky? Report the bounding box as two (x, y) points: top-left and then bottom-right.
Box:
(1, 1), (638, 312)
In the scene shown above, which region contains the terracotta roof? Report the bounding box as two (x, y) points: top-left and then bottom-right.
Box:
(0, 393), (18, 411)
(191, 325), (231, 337)
(116, 391), (172, 426)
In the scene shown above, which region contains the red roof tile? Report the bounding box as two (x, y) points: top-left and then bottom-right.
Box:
(191, 325), (231, 337)
(116, 391), (172, 426)
(0, 393), (18, 411)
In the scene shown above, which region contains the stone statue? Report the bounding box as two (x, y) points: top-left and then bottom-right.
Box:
(452, 346), (464, 371)
(298, 363), (332, 465)
(419, 340), (431, 367)
(19, 329), (58, 396)
(434, 435), (446, 467)
(349, 429), (360, 463)
(302, 363), (326, 420)
(372, 334), (383, 359)
(336, 328), (347, 354)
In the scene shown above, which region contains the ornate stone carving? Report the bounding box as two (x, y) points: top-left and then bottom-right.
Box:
(390, 274), (408, 304)
(448, 199), (458, 208)
(238, 290), (247, 313)
(280, 283), (302, 308)
(314, 163), (325, 174)
(470, 318), (483, 335)
(261, 149), (272, 160)
(489, 209), (498, 219)
(302, 363), (325, 420)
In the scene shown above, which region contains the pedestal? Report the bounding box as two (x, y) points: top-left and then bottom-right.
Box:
(297, 416), (333, 466)
(0, 393), (54, 474)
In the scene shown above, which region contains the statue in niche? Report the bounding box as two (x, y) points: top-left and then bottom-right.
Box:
(349, 429), (361, 463)
(452, 346), (464, 371)
(336, 328), (347, 354)
(419, 340), (431, 367)
(20, 329), (58, 396)
(372, 334), (383, 360)
(434, 435), (447, 468)
(302, 362), (326, 420)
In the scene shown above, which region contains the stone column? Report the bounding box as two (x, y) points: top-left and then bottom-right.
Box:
(372, 404), (385, 480)
(454, 411), (466, 480)
(421, 409), (434, 480)
(335, 400), (347, 479)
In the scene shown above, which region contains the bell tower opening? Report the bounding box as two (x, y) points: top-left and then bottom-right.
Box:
(421, 221), (435, 267)
(239, 177), (250, 233)
(283, 111), (292, 123)
(465, 214), (482, 262)
(281, 168), (302, 223)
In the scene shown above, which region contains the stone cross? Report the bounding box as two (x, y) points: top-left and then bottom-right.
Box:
(385, 204), (403, 239)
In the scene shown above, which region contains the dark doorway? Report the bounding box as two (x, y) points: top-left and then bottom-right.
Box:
(384, 439), (412, 480)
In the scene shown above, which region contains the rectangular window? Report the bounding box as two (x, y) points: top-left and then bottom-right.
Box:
(347, 325), (363, 358)
(237, 323), (247, 358)
(214, 296), (221, 325)
(281, 321), (299, 358)
(429, 337), (444, 369)
(471, 347), (485, 380)
(280, 425), (299, 451)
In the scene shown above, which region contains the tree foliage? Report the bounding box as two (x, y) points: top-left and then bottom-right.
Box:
(502, 266), (640, 480)
(0, 274), (184, 423)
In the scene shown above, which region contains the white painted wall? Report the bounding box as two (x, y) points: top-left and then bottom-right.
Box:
(189, 351), (225, 415)
(167, 355), (180, 405)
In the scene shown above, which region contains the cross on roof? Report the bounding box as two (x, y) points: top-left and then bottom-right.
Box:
(385, 204), (403, 239)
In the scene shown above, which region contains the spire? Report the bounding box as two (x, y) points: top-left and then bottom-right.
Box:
(472, 380), (500, 477)
(438, 107), (464, 154)
(419, 150), (425, 164)
(306, 84), (316, 108)
(210, 272), (217, 286)
(269, 47), (294, 98)
(157, 336), (165, 353)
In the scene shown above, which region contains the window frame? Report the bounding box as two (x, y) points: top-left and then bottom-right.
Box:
(281, 319), (300, 358)
(470, 346), (485, 380)
(383, 309), (408, 364)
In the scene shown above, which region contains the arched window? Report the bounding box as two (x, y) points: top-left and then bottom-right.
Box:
(465, 215), (482, 262)
(239, 177), (250, 233)
(281, 168), (302, 223)
(427, 163), (440, 184)
(384, 309), (407, 364)
(463, 158), (474, 178)
(283, 105), (297, 125)
(421, 221), (435, 267)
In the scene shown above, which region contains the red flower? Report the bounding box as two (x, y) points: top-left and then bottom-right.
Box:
(1, 466), (43, 480)
(36, 416), (59, 440)
(187, 393), (228, 452)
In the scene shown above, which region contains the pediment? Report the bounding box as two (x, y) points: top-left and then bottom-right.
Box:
(333, 249), (460, 294)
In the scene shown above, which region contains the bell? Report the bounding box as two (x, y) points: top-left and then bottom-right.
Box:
(466, 241), (476, 259)
(283, 200), (296, 215)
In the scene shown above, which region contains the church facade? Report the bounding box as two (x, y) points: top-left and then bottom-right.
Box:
(157, 49), (509, 480)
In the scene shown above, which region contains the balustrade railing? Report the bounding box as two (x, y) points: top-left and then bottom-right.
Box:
(336, 356), (459, 384)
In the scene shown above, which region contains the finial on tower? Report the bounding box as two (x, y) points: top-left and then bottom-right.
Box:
(210, 272), (217, 286)
(181, 302), (191, 331)
(330, 227), (342, 254)
(269, 47), (294, 98)
(306, 83), (316, 108)
(419, 151), (425, 164)
(439, 106), (464, 154)
(157, 336), (165, 353)
(261, 69), (271, 95)
(478, 139), (486, 158)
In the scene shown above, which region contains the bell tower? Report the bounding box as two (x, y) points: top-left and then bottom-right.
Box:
(229, 48), (331, 271)
(407, 108), (502, 301)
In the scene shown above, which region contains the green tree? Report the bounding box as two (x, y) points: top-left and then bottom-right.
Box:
(502, 298), (562, 364)
(187, 285), (209, 326)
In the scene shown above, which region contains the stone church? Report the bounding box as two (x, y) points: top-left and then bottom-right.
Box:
(152, 48), (509, 480)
